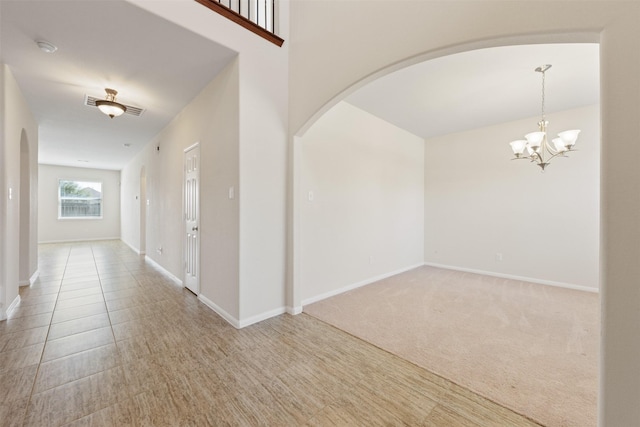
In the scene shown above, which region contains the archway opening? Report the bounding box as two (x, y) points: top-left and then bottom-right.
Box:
(19, 129), (32, 286)
(292, 40), (600, 427)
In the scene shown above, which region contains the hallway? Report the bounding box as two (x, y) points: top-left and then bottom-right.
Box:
(1, 241), (540, 426)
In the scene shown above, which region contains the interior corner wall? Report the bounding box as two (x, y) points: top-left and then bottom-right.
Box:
(300, 102), (424, 303)
(127, 0), (290, 326)
(120, 57), (241, 321)
(0, 64), (6, 319)
(237, 50), (289, 324)
(424, 105), (600, 290)
(38, 164), (120, 243)
(2, 64), (38, 319)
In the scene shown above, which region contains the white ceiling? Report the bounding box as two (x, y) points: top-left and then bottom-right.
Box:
(1, 0), (237, 170)
(346, 43), (600, 139)
(1, 2), (599, 170)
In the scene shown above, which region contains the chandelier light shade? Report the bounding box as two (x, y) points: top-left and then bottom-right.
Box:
(95, 88), (127, 119)
(509, 65), (580, 171)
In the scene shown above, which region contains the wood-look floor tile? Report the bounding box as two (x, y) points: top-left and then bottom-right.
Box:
(0, 343), (44, 372)
(0, 326), (48, 353)
(62, 273), (99, 283)
(35, 344), (121, 393)
(99, 281), (138, 294)
(35, 275), (64, 284)
(357, 368), (439, 425)
(51, 302), (107, 324)
(62, 398), (136, 427)
(9, 301), (56, 319)
(0, 364), (39, 403)
(9, 241), (551, 426)
(59, 280), (101, 292)
(260, 375), (328, 424)
(57, 287), (102, 301)
(110, 320), (149, 342)
(98, 271), (135, 281)
(102, 288), (145, 302)
(439, 382), (542, 427)
(54, 294), (105, 311)
(0, 397), (29, 427)
(18, 286), (61, 299)
(42, 327), (114, 362)
(47, 313), (111, 341)
(0, 313), (52, 336)
(120, 356), (167, 396)
(104, 296), (147, 312)
(127, 383), (189, 426)
(422, 404), (483, 427)
(17, 293), (58, 307)
(316, 393), (409, 427)
(24, 366), (129, 427)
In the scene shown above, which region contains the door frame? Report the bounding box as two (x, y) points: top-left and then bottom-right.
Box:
(182, 142), (201, 294)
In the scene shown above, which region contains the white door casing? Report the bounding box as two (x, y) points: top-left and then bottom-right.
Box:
(183, 143), (200, 294)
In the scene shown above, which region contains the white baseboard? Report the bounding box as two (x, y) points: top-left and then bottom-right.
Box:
(287, 306), (303, 315)
(144, 255), (183, 286)
(198, 294), (288, 329)
(302, 262), (425, 307)
(238, 307), (287, 328)
(423, 262), (599, 293)
(6, 295), (21, 319)
(38, 237), (120, 244)
(198, 294), (240, 328)
(30, 269), (39, 285)
(121, 239), (143, 255)
(19, 269), (40, 287)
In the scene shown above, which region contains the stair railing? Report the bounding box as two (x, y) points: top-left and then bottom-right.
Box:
(195, 0), (284, 47)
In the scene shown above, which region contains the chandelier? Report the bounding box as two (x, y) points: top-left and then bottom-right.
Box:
(95, 88), (127, 119)
(509, 65), (580, 171)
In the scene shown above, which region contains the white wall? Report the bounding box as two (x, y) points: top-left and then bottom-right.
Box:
(287, 2), (640, 423)
(128, 0), (289, 325)
(1, 64), (38, 319)
(38, 164), (120, 243)
(0, 62), (5, 318)
(424, 105), (600, 290)
(300, 102), (424, 303)
(121, 58), (241, 321)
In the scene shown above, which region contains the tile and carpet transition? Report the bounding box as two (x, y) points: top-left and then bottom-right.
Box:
(1, 241), (545, 426)
(305, 265), (599, 427)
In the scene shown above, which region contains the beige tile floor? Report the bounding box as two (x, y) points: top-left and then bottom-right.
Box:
(0, 241), (541, 426)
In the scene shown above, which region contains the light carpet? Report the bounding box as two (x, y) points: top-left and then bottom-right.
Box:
(304, 266), (599, 427)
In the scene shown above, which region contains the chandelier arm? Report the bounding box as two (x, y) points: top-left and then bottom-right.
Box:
(545, 139), (560, 156)
(545, 150), (569, 163)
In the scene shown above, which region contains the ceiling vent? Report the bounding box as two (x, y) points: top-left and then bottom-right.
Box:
(84, 94), (145, 117)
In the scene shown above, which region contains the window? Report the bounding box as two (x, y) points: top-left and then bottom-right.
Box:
(58, 180), (103, 219)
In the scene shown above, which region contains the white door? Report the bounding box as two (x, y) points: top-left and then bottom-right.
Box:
(184, 144), (200, 295)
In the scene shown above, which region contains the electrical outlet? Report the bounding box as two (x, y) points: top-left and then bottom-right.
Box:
(496, 252), (503, 262)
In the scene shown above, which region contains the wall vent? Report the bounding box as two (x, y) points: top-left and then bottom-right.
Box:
(84, 94), (145, 117)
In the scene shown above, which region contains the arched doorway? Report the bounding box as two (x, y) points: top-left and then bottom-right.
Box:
(18, 129), (32, 286)
(289, 36), (601, 427)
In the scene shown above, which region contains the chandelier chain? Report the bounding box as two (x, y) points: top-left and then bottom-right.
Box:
(541, 69), (546, 121)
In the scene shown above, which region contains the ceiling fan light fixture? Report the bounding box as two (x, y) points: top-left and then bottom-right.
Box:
(95, 88), (127, 118)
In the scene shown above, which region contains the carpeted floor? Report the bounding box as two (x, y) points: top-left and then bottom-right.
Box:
(304, 266), (599, 427)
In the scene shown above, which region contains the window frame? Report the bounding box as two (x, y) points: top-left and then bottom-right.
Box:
(57, 179), (104, 220)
